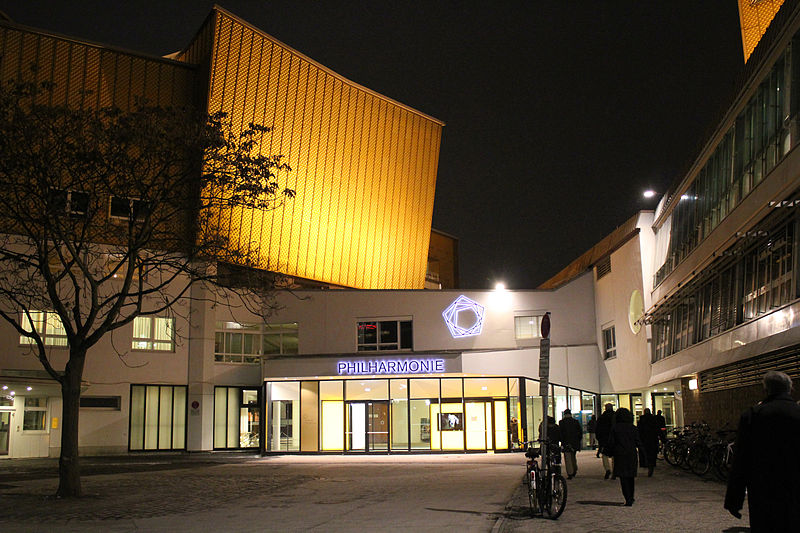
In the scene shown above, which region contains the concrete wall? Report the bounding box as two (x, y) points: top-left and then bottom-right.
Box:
(261, 271), (598, 355)
(595, 230), (652, 392)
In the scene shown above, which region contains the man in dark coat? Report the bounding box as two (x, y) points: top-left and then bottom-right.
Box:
(606, 407), (643, 506)
(538, 415), (561, 447)
(637, 408), (659, 477)
(724, 371), (800, 531)
(559, 409), (583, 479)
(654, 410), (667, 444)
(595, 403), (615, 478)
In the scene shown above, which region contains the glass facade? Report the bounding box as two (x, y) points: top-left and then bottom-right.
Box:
(265, 376), (598, 453)
(655, 39), (794, 287)
(214, 387), (260, 449)
(652, 211), (799, 363)
(129, 384), (186, 451)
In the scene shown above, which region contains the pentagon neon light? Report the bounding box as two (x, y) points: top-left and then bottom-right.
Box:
(442, 295), (485, 338)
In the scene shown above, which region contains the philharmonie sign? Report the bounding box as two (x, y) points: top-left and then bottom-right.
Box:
(337, 358), (446, 376)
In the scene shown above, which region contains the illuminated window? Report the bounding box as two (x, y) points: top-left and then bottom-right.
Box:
(129, 384), (186, 451)
(357, 320), (413, 351)
(602, 326), (617, 360)
(23, 397), (47, 431)
(20, 310), (68, 347)
(214, 322), (299, 363)
(514, 315), (541, 339)
(132, 316), (174, 351)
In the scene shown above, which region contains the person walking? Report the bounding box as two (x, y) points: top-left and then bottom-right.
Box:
(595, 403), (615, 479)
(606, 407), (643, 506)
(637, 408), (659, 476)
(654, 409), (667, 444)
(559, 409), (583, 479)
(587, 414), (598, 454)
(510, 417), (519, 449)
(724, 371), (800, 531)
(538, 415), (561, 447)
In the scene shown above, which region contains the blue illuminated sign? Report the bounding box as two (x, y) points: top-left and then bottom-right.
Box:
(442, 295), (485, 338)
(337, 359), (445, 376)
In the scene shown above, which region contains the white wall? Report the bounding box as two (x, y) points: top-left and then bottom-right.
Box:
(258, 271), (598, 355)
(595, 228), (653, 392)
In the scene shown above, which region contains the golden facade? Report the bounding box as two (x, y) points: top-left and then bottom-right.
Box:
(0, 23), (195, 109)
(179, 8), (444, 289)
(738, 0), (786, 62)
(1, 7), (443, 291)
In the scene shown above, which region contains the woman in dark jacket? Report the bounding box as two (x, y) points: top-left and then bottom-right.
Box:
(606, 407), (643, 506)
(637, 408), (659, 477)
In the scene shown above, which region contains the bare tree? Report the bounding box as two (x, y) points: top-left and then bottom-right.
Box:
(0, 80), (295, 497)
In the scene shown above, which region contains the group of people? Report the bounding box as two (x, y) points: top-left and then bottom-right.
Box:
(535, 403), (663, 504)
(523, 369), (800, 529)
(591, 403), (666, 506)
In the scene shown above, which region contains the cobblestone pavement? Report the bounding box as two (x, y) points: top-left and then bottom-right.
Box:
(0, 452), (753, 532)
(0, 454), (518, 532)
(495, 451), (751, 533)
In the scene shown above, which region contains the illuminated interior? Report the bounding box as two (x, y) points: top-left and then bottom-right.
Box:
(267, 376), (526, 453)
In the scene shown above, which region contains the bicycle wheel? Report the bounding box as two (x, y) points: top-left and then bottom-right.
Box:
(527, 469), (539, 516)
(542, 473), (567, 519)
(664, 441), (681, 466)
(675, 443), (691, 469)
(687, 445), (711, 476)
(709, 445), (727, 481)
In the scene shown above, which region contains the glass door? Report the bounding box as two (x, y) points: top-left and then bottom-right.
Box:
(347, 401), (389, 452)
(367, 402), (389, 451)
(0, 411), (10, 455)
(465, 401), (487, 450)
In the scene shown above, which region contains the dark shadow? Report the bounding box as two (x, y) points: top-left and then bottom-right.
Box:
(425, 507), (502, 518)
(722, 528), (750, 532)
(576, 500), (626, 506)
(500, 505), (536, 520)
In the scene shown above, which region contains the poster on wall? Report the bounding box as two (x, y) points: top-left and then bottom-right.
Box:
(438, 413), (463, 431)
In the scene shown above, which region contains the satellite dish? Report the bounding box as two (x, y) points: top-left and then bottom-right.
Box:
(629, 290), (644, 334)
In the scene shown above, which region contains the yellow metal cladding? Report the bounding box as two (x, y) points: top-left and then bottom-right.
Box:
(738, 0), (786, 62)
(205, 10), (443, 289)
(0, 24), (195, 109)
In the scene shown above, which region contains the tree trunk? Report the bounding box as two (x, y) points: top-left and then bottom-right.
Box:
(56, 351), (86, 498)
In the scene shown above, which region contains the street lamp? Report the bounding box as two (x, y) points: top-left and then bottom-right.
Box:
(643, 190), (657, 199)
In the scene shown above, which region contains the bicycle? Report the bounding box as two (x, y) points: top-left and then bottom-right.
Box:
(523, 439), (567, 519)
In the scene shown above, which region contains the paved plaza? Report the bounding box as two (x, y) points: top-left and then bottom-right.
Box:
(0, 451), (750, 532)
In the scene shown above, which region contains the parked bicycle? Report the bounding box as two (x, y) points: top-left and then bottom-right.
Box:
(663, 423), (736, 480)
(523, 439), (567, 519)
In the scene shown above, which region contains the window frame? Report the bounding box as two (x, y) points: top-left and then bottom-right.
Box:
(19, 310), (68, 348)
(49, 188), (90, 217)
(109, 195), (150, 222)
(214, 321), (299, 364)
(356, 318), (413, 352)
(22, 397), (48, 432)
(602, 325), (617, 360)
(131, 316), (175, 352)
(514, 315), (541, 340)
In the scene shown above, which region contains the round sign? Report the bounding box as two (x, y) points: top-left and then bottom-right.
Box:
(541, 312), (551, 339)
(191, 400), (200, 410)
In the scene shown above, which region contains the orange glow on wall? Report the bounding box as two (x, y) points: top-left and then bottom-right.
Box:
(193, 9), (443, 289)
(738, 0), (786, 63)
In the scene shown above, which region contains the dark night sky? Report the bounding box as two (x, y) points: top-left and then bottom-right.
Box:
(0, 1), (745, 289)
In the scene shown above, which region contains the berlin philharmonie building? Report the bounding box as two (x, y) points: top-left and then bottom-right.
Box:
(0, 1), (797, 458)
